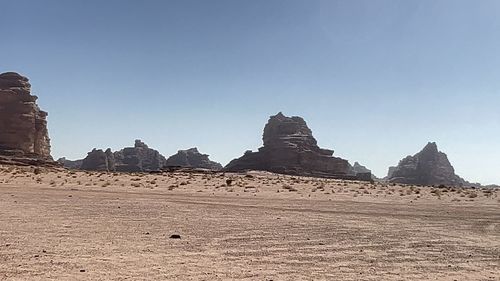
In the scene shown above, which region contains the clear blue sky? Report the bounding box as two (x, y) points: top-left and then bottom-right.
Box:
(1, 0), (499, 184)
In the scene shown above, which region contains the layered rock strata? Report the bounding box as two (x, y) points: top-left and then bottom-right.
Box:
(224, 112), (354, 178)
(0, 72), (55, 166)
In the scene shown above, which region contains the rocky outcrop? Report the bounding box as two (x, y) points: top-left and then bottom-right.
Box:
(386, 166), (397, 179)
(81, 148), (115, 172)
(57, 157), (83, 169)
(224, 112), (352, 178)
(61, 140), (166, 172)
(165, 148), (222, 170)
(350, 162), (371, 174)
(387, 142), (467, 186)
(113, 140), (166, 172)
(0, 72), (55, 166)
(349, 162), (375, 180)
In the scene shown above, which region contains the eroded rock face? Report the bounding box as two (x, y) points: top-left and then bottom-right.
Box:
(81, 148), (115, 172)
(349, 162), (376, 180)
(114, 140), (166, 172)
(386, 166), (397, 179)
(350, 162), (371, 174)
(224, 112), (351, 177)
(62, 140), (166, 172)
(0, 72), (54, 165)
(57, 157), (83, 169)
(387, 142), (467, 186)
(166, 148), (222, 170)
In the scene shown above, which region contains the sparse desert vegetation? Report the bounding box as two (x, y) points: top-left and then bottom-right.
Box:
(0, 166), (499, 280)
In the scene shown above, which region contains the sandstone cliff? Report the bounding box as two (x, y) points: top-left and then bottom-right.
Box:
(0, 72), (54, 166)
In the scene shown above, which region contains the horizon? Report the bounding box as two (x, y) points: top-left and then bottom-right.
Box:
(2, 0), (500, 184)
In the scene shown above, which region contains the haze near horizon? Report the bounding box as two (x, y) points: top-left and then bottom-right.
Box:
(1, 0), (499, 184)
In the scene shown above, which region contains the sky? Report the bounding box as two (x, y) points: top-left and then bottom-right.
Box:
(1, 0), (499, 184)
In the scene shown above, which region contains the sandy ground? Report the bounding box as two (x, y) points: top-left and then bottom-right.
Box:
(0, 166), (499, 280)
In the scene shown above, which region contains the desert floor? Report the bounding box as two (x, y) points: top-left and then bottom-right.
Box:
(0, 166), (499, 281)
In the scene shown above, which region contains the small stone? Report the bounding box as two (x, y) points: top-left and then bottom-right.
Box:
(169, 234), (181, 239)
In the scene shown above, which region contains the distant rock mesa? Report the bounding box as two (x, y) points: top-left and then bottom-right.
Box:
(63, 140), (167, 172)
(387, 142), (467, 186)
(114, 140), (166, 172)
(81, 148), (115, 172)
(224, 112), (353, 178)
(0, 72), (55, 166)
(165, 148), (222, 170)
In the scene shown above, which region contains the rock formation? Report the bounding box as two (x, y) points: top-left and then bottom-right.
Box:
(387, 142), (467, 186)
(81, 148), (115, 172)
(165, 148), (222, 170)
(0, 72), (55, 166)
(61, 140), (166, 172)
(349, 162), (376, 180)
(386, 166), (397, 179)
(57, 157), (83, 170)
(224, 112), (353, 178)
(350, 162), (371, 174)
(114, 140), (166, 172)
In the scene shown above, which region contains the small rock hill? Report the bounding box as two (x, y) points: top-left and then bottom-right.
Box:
(165, 148), (222, 170)
(62, 140), (167, 172)
(224, 112), (352, 178)
(387, 142), (467, 186)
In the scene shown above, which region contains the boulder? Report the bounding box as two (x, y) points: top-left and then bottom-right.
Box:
(224, 112), (351, 178)
(0, 72), (55, 166)
(165, 147), (222, 170)
(387, 142), (467, 186)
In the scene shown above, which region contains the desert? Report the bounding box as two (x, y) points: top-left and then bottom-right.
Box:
(2, 1), (500, 280)
(1, 166), (498, 280)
